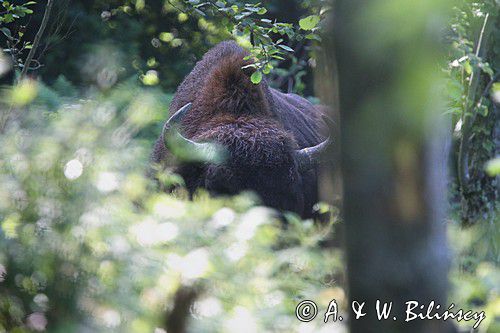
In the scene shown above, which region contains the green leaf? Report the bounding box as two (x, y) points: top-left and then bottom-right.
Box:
(250, 70), (262, 84)
(485, 158), (500, 177)
(299, 15), (320, 31)
(463, 60), (472, 75)
(278, 44), (294, 52)
(262, 63), (272, 74)
(476, 104), (489, 117)
(491, 82), (500, 101)
(1, 27), (12, 39)
(479, 62), (494, 78)
(306, 33), (321, 41)
(3, 13), (14, 23)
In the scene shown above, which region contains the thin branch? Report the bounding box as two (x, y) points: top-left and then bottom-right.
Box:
(457, 13), (491, 194)
(19, 0), (54, 80)
(167, 0), (188, 14)
(39, 4), (77, 60)
(474, 13), (489, 58)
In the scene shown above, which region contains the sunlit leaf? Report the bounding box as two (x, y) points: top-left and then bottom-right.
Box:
(299, 15), (320, 30)
(250, 70), (262, 84)
(485, 158), (500, 176)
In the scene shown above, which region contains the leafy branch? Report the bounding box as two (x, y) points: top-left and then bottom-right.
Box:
(0, 0), (35, 23)
(1, 1), (37, 73)
(447, 0), (499, 222)
(175, 0), (323, 83)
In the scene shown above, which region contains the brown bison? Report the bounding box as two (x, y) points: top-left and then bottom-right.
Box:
(151, 41), (329, 218)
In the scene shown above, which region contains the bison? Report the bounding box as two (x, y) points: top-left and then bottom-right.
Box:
(151, 41), (330, 218)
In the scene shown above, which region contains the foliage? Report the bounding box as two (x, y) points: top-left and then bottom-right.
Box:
(0, 0), (498, 332)
(107, 0), (329, 89)
(448, 221), (500, 332)
(0, 0), (230, 88)
(445, 2), (499, 330)
(167, 0), (324, 84)
(446, 0), (499, 223)
(0, 78), (344, 332)
(0, 0), (38, 74)
(0, 1), (35, 24)
(485, 157), (500, 176)
(0, 0), (328, 94)
(0, 2), (340, 331)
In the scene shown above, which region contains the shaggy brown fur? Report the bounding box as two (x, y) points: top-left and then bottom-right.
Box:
(152, 41), (328, 217)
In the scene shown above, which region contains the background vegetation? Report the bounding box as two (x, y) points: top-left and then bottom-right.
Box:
(0, 0), (498, 332)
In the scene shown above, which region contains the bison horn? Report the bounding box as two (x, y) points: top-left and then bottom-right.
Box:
(163, 102), (209, 150)
(294, 138), (331, 171)
(165, 102), (193, 127)
(163, 103), (223, 162)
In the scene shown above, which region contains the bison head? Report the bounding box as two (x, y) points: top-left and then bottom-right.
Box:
(163, 102), (329, 215)
(155, 44), (330, 217)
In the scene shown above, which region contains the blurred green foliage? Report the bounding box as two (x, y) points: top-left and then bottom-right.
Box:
(448, 220), (499, 332)
(0, 79), (344, 332)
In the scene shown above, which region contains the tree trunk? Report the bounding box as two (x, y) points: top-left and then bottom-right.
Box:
(330, 1), (452, 332)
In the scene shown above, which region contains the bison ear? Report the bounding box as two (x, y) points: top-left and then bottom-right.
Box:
(198, 53), (270, 115)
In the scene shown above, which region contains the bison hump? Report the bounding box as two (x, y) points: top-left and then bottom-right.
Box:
(194, 53), (271, 117)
